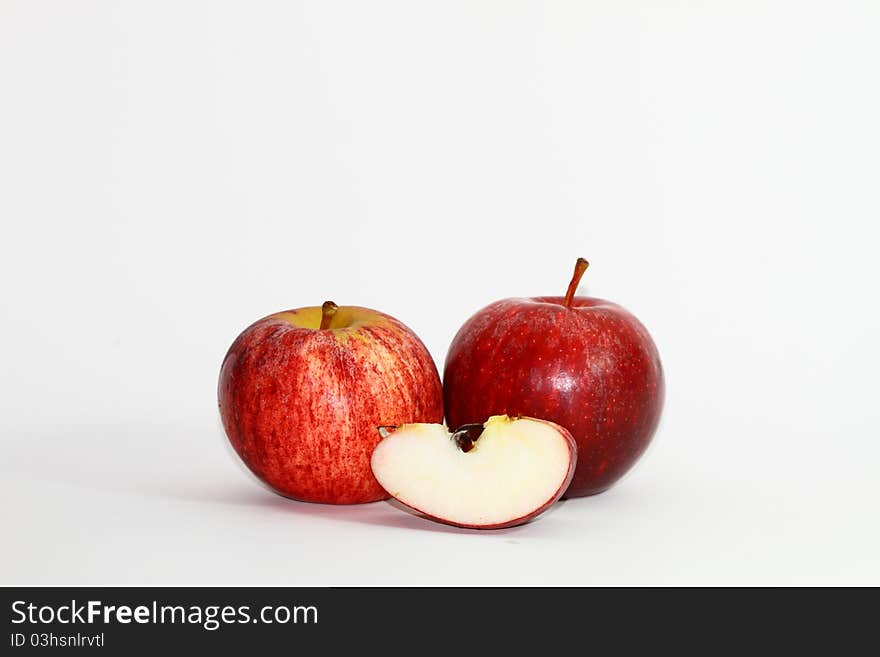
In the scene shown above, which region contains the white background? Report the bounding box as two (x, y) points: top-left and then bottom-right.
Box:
(2, 1), (879, 586)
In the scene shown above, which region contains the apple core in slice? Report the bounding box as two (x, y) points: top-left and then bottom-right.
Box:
(371, 415), (577, 529)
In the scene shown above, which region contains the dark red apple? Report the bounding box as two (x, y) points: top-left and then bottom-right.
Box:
(219, 301), (443, 504)
(371, 415), (577, 529)
(443, 259), (664, 497)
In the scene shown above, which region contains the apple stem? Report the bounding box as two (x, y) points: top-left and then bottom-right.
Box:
(563, 258), (589, 308)
(319, 301), (338, 330)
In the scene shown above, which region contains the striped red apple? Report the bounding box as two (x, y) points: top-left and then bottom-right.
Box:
(218, 301), (443, 504)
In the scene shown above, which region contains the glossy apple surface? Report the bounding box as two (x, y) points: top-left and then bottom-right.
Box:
(443, 259), (664, 497)
(371, 415), (577, 529)
(219, 302), (443, 504)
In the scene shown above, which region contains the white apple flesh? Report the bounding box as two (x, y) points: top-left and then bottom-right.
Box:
(371, 415), (577, 529)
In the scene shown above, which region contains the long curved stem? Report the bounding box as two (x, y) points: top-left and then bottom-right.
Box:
(563, 258), (589, 308)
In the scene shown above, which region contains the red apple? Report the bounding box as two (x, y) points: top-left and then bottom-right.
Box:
(443, 259), (664, 497)
(371, 415), (577, 529)
(218, 301), (443, 504)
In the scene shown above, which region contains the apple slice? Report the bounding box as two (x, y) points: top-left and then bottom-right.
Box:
(371, 415), (577, 529)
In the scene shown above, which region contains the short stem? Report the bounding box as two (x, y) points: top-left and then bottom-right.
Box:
(563, 258), (589, 308)
(319, 301), (338, 330)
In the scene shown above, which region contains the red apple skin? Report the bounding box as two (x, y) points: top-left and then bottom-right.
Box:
(219, 306), (443, 504)
(443, 297), (664, 497)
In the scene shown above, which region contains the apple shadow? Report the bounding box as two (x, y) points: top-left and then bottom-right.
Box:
(162, 421), (544, 535)
(163, 481), (537, 536)
(7, 419), (558, 537)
